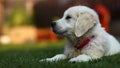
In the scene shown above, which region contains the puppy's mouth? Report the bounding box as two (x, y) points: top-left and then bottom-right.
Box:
(52, 28), (67, 35)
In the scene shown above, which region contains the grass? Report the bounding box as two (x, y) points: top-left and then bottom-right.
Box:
(0, 41), (120, 68)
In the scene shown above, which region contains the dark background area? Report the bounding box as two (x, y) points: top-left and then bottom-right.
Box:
(33, 0), (120, 36)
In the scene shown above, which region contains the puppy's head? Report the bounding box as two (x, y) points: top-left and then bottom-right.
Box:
(51, 6), (99, 37)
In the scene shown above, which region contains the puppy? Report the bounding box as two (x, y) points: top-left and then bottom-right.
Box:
(40, 6), (120, 62)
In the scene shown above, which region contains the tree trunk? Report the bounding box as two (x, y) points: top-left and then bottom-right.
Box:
(0, 0), (4, 36)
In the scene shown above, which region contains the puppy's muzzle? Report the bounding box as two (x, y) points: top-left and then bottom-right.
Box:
(51, 22), (67, 34)
(51, 22), (56, 28)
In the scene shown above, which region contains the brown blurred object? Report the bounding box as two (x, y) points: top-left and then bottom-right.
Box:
(9, 26), (37, 44)
(94, 4), (111, 32)
(36, 28), (58, 42)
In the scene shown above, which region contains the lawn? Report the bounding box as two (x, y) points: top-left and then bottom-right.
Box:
(0, 41), (120, 68)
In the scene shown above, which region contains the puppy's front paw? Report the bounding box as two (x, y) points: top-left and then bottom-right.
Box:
(39, 58), (53, 62)
(39, 54), (67, 62)
(69, 57), (79, 62)
(69, 54), (91, 62)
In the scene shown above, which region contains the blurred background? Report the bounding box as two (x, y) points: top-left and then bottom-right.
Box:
(0, 0), (120, 44)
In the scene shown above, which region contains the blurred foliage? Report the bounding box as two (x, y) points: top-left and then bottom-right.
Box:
(7, 2), (34, 27)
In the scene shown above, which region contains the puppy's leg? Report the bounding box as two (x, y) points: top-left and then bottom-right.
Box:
(40, 54), (67, 62)
(69, 54), (91, 62)
(69, 48), (104, 62)
(40, 44), (74, 62)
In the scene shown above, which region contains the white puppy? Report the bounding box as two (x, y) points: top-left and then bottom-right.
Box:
(40, 6), (120, 62)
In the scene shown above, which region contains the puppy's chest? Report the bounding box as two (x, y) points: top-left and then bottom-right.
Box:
(73, 49), (81, 57)
(73, 35), (95, 57)
(72, 38), (91, 57)
(73, 45), (89, 57)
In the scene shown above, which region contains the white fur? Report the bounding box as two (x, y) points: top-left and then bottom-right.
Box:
(40, 54), (67, 62)
(40, 6), (120, 62)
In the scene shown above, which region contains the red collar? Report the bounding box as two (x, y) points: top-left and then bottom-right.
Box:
(75, 35), (95, 49)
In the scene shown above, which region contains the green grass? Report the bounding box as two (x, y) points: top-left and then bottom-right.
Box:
(0, 41), (120, 68)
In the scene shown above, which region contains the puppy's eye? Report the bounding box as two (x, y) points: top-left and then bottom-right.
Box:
(65, 15), (71, 20)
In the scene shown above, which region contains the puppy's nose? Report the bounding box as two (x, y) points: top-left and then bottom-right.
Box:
(51, 22), (56, 27)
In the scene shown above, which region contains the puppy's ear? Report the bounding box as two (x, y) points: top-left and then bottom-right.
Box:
(74, 12), (97, 37)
